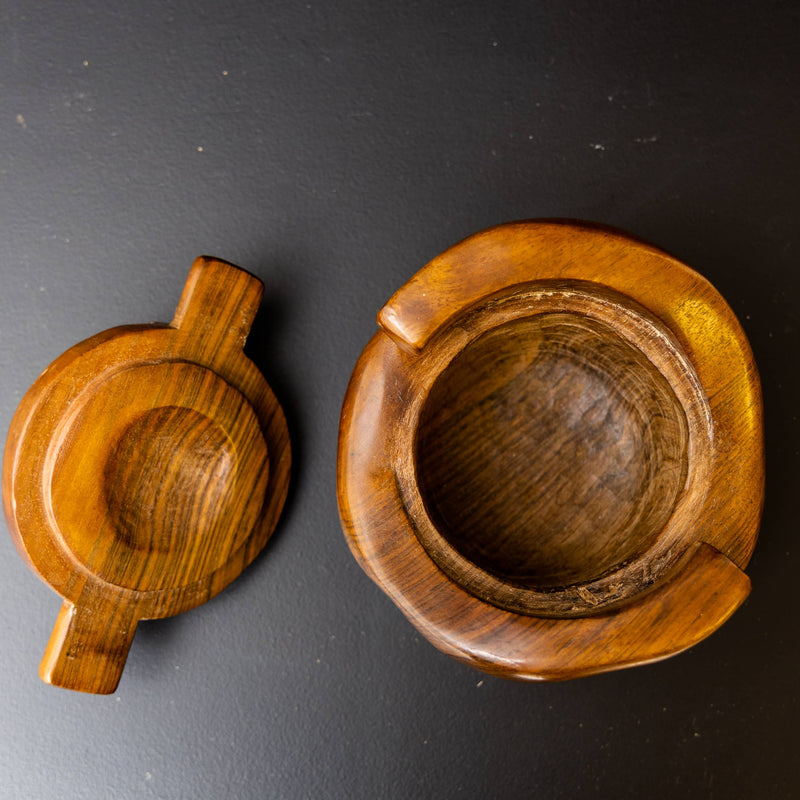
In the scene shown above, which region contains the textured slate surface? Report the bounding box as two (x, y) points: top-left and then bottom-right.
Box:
(1, 1), (798, 797)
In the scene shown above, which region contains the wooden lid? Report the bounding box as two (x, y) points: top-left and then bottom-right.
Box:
(3, 257), (291, 693)
(338, 220), (764, 681)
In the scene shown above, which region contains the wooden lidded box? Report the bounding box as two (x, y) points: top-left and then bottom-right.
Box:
(338, 220), (764, 680)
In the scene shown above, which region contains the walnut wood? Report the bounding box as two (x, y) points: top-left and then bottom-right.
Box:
(3, 257), (290, 693)
(338, 220), (764, 680)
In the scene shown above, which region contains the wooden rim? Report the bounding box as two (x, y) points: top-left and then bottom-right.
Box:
(394, 281), (713, 617)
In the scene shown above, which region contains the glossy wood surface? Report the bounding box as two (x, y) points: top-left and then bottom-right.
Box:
(338, 220), (764, 680)
(3, 257), (291, 693)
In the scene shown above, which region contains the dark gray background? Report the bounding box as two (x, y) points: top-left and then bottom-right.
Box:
(1, 1), (798, 798)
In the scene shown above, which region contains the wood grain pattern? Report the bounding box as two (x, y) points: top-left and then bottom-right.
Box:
(3, 257), (291, 693)
(338, 220), (764, 680)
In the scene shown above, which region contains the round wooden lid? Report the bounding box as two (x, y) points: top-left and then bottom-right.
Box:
(3, 257), (290, 693)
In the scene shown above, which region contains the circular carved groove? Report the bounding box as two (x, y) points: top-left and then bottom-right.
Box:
(48, 360), (271, 593)
(415, 313), (689, 593)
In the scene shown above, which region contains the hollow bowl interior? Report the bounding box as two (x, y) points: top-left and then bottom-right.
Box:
(415, 312), (689, 591)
